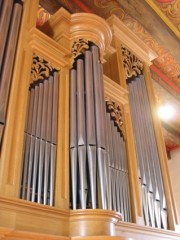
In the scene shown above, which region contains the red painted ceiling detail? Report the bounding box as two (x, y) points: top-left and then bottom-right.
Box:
(150, 64), (180, 94)
(156, 0), (174, 3)
(71, 0), (93, 13)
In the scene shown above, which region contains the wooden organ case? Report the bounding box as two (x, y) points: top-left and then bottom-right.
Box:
(0, 1), (180, 239)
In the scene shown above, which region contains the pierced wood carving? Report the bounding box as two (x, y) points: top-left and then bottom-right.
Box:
(121, 46), (143, 79)
(31, 54), (53, 82)
(106, 99), (124, 135)
(71, 38), (90, 59)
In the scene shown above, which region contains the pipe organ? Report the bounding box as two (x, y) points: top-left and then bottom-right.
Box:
(105, 99), (131, 222)
(0, 4), (179, 240)
(122, 47), (167, 228)
(69, 42), (131, 222)
(0, 0), (23, 144)
(128, 75), (167, 229)
(20, 55), (59, 206)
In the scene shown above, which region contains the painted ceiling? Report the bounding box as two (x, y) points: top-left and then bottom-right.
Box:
(37, 0), (180, 151)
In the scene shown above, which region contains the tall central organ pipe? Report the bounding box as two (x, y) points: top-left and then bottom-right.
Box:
(70, 44), (108, 210)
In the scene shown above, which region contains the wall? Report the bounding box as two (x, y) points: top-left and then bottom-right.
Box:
(168, 148), (180, 221)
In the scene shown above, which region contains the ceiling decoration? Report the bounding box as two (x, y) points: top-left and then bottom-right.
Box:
(37, 6), (51, 26)
(146, 0), (180, 38)
(157, 1), (174, 2)
(155, 0), (180, 32)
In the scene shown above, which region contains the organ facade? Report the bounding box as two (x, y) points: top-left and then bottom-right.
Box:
(0, 1), (179, 239)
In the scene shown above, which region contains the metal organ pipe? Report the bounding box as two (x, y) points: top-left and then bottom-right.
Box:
(105, 104), (132, 222)
(20, 70), (59, 206)
(127, 75), (167, 229)
(70, 45), (132, 222)
(0, 0), (14, 71)
(77, 58), (87, 209)
(70, 69), (78, 210)
(0, 0), (23, 143)
(85, 50), (97, 209)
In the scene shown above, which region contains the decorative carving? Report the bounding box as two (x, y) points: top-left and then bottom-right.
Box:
(106, 99), (124, 135)
(36, 6), (51, 26)
(121, 46), (143, 79)
(31, 54), (53, 82)
(71, 38), (90, 59)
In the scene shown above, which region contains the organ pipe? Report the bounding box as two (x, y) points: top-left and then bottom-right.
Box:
(69, 42), (132, 222)
(20, 61), (59, 206)
(0, 0), (23, 143)
(127, 75), (167, 229)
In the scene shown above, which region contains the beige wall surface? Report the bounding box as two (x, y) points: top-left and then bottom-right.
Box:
(168, 148), (180, 222)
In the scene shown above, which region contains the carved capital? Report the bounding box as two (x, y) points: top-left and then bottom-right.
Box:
(31, 54), (56, 82)
(106, 99), (124, 136)
(121, 46), (143, 79)
(71, 38), (90, 60)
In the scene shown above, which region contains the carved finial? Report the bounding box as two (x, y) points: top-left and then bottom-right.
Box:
(71, 38), (90, 60)
(121, 46), (143, 79)
(31, 54), (54, 82)
(106, 99), (124, 136)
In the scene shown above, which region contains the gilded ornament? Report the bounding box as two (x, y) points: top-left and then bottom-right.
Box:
(106, 99), (124, 135)
(121, 46), (143, 79)
(31, 54), (53, 82)
(71, 38), (90, 59)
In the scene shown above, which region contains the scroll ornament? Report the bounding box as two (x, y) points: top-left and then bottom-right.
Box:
(106, 99), (124, 136)
(31, 54), (54, 82)
(121, 46), (143, 79)
(71, 38), (90, 60)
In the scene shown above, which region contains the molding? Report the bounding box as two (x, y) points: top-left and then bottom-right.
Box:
(70, 209), (121, 237)
(0, 227), (69, 240)
(1, 195), (180, 239)
(41, 8), (115, 62)
(70, 12), (115, 60)
(107, 15), (157, 65)
(0, 195), (69, 219)
(29, 28), (70, 68)
(0, 196), (121, 239)
(40, 7), (71, 41)
(104, 75), (128, 105)
(116, 221), (180, 239)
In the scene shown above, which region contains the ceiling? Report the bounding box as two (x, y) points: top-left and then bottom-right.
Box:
(37, 0), (180, 151)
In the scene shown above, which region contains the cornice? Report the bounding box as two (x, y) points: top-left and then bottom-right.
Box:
(29, 28), (70, 68)
(104, 75), (128, 105)
(41, 8), (115, 62)
(107, 15), (158, 65)
(70, 12), (115, 60)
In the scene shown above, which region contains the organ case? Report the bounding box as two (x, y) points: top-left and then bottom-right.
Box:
(0, 2), (179, 239)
